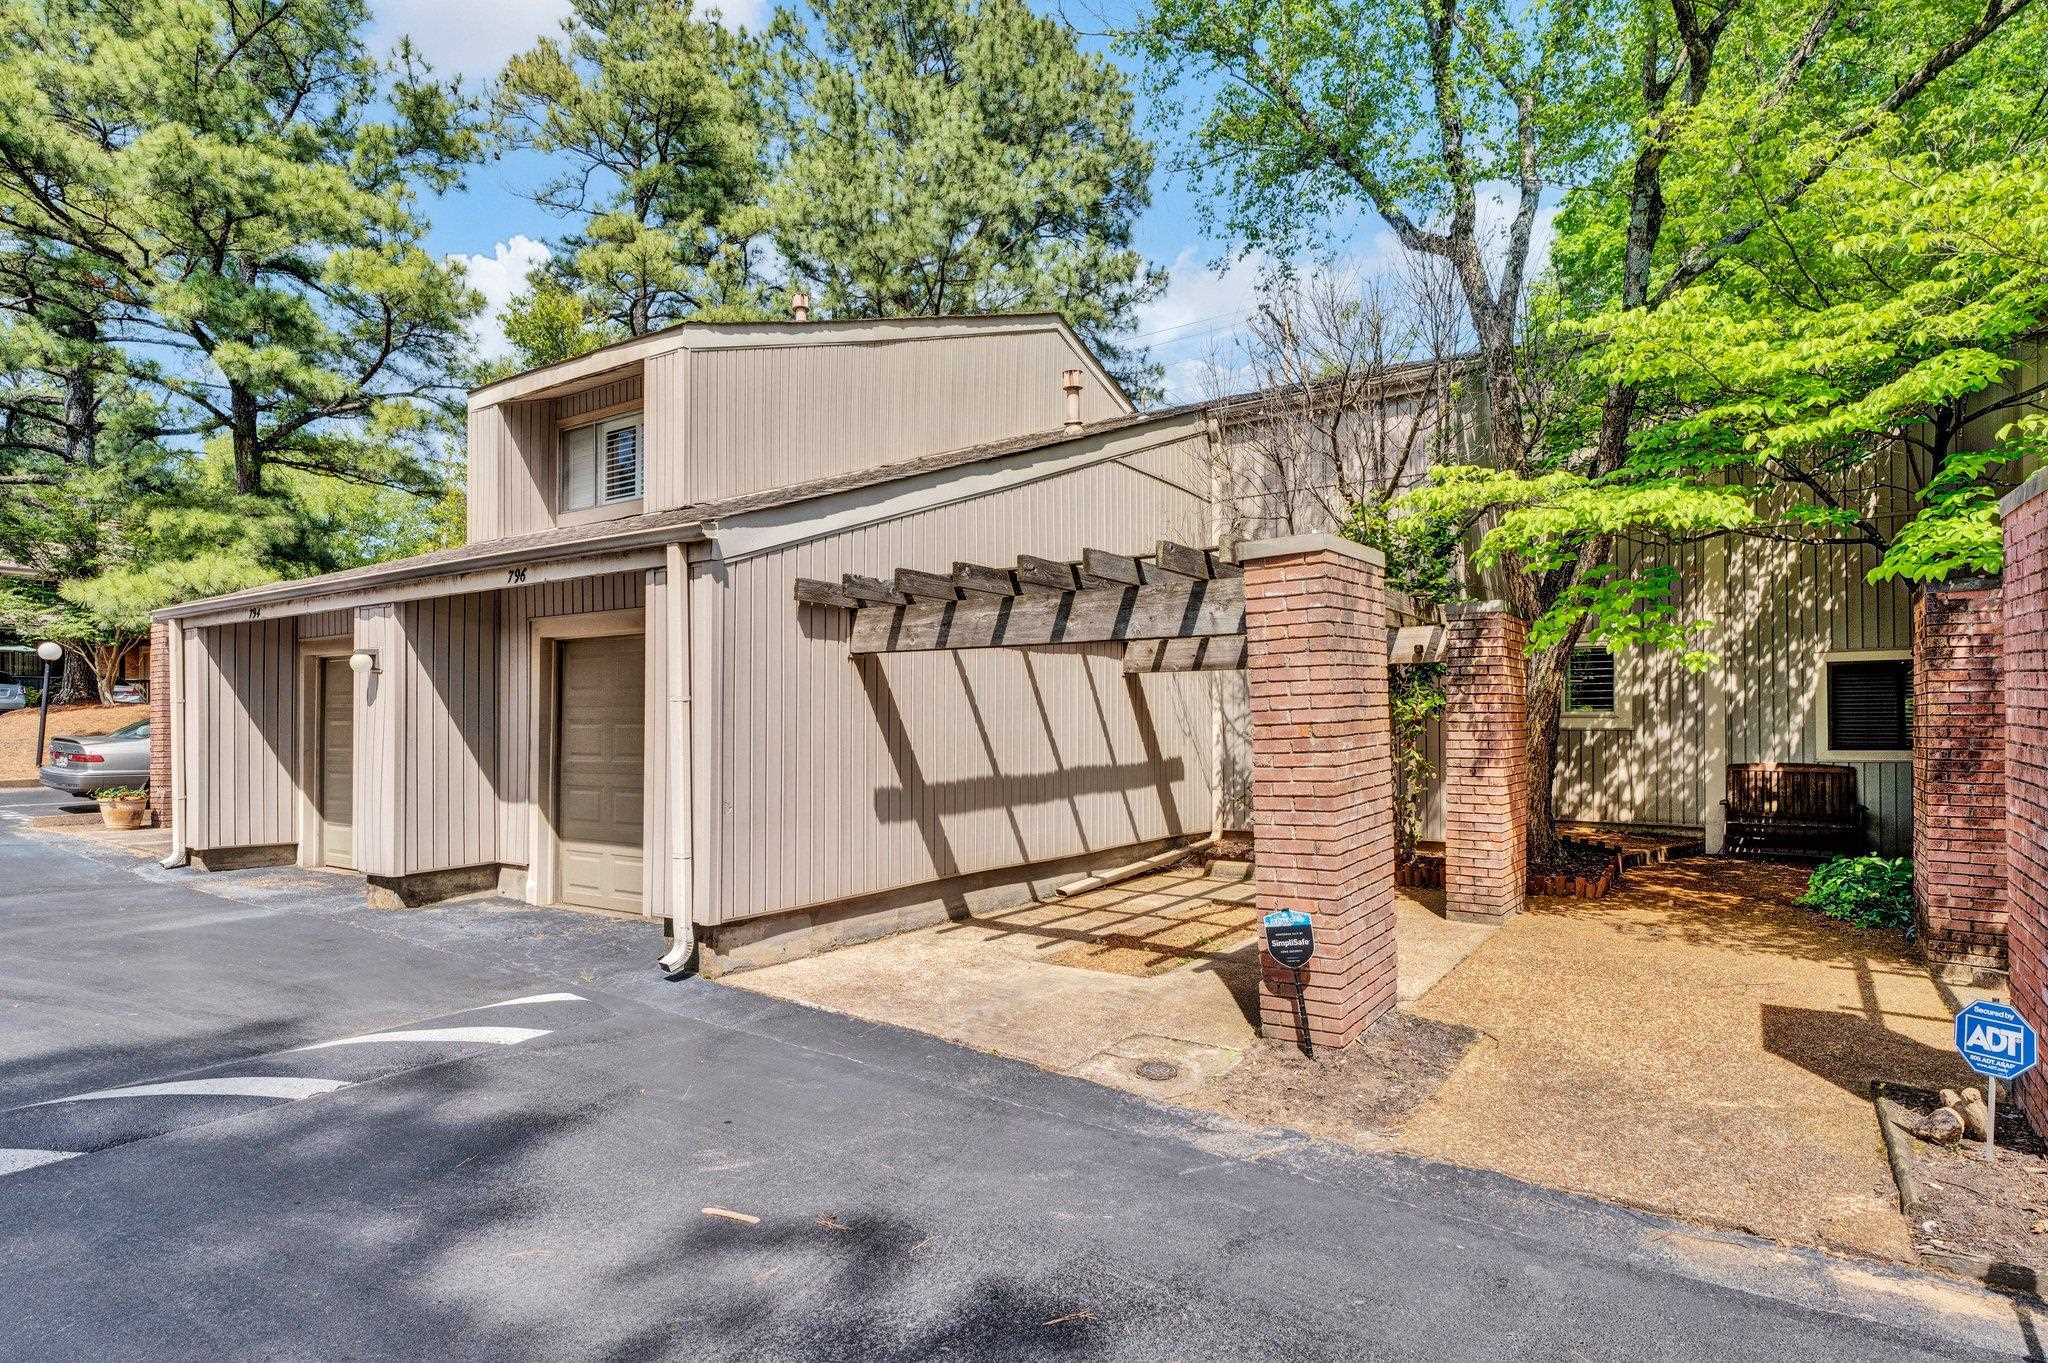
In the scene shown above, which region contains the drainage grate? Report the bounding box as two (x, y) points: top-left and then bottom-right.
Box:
(1134, 1060), (1182, 1083)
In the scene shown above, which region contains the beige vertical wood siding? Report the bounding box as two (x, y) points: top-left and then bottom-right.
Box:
(180, 617), (300, 850)
(493, 571), (648, 867)
(1554, 538), (1712, 831)
(300, 608), (352, 639)
(471, 325), (1122, 541)
(1726, 535), (1914, 853)
(671, 330), (1123, 508)
(556, 373), (642, 423)
(690, 433), (1215, 925)
(352, 604), (401, 874)
(643, 566), (673, 920)
(352, 593), (503, 876)
(466, 405), (502, 542)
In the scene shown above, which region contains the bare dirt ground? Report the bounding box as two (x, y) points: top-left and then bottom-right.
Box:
(1881, 1082), (2048, 1289)
(1398, 859), (1998, 1262)
(0, 702), (140, 784)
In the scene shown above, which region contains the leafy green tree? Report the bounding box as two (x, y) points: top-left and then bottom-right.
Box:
(1561, 41), (2048, 587)
(0, 0), (483, 502)
(758, 0), (1166, 393)
(495, 0), (767, 342)
(1133, 0), (2034, 857)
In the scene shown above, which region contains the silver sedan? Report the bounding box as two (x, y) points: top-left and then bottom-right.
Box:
(39, 719), (151, 796)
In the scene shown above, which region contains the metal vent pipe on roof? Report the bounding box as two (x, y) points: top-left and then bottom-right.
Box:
(1062, 369), (1084, 432)
(790, 292), (811, 322)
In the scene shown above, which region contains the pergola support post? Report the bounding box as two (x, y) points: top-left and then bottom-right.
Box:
(1443, 603), (1529, 924)
(1241, 534), (1396, 1051)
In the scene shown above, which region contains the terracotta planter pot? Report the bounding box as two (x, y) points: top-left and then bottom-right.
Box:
(99, 797), (147, 831)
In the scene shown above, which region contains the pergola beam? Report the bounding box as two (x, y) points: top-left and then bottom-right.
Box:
(1123, 636), (1248, 672)
(849, 577), (1245, 654)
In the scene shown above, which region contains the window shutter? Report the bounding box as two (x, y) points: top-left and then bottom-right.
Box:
(603, 422), (641, 501)
(1567, 649), (1616, 713)
(561, 424), (597, 511)
(1827, 660), (1911, 751)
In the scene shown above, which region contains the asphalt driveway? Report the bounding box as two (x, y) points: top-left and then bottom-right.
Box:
(0, 787), (2041, 1361)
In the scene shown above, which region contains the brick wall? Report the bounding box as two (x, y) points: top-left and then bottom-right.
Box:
(1913, 581), (2005, 974)
(1443, 604), (1528, 922)
(1241, 534), (1396, 1051)
(2000, 473), (2048, 1132)
(148, 620), (172, 828)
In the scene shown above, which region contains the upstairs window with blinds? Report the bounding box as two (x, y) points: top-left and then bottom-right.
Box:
(1566, 648), (1617, 713)
(1826, 658), (1912, 752)
(560, 413), (643, 512)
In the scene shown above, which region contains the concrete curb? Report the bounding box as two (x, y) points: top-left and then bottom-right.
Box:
(1870, 1082), (1924, 1214)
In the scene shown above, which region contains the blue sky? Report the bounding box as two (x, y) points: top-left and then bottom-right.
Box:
(367, 0), (1423, 400)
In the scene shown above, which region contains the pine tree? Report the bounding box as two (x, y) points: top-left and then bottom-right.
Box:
(757, 0), (1165, 394)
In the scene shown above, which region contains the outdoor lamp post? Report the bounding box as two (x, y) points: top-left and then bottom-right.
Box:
(33, 640), (62, 768)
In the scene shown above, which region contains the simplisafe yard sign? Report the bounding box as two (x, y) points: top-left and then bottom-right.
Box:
(1263, 909), (1315, 970)
(1954, 1000), (2037, 1161)
(1263, 909), (1316, 1058)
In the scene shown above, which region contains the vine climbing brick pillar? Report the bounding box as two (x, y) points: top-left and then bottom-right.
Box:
(1240, 533), (1396, 1050)
(1443, 603), (1529, 924)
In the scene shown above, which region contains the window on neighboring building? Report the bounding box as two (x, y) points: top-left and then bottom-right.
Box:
(1566, 648), (1617, 714)
(560, 412), (643, 512)
(1826, 658), (1912, 752)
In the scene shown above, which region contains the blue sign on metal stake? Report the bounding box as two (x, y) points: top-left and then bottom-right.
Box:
(1955, 1000), (2038, 1081)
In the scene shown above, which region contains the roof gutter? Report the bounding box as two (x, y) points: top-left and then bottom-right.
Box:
(152, 520), (709, 625)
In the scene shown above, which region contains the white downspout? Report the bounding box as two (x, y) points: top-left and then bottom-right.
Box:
(657, 541), (696, 974)
(160, 617), (189, 868)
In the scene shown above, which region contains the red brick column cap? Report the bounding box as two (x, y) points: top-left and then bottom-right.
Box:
(1235, 533), (1386, 569)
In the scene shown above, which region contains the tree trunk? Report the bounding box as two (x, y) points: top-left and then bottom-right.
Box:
(1524, 640), (1569, 867)
(52, 647), (94, 705)
(231, 383), (261, 495)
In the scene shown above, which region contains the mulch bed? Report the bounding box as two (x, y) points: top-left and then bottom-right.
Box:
(1877, 1082), (2048, 1296)
(0, 702), (140, 784)
(1192, 1010), (1482, 1144)
(1398, 840), (1624, 899)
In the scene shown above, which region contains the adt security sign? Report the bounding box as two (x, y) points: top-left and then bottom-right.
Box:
(1957, 1000), (2038, 1081)
(1263, 909), (1314, 970)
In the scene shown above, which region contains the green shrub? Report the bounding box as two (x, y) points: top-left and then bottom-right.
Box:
(1797, 856), (1915, 932)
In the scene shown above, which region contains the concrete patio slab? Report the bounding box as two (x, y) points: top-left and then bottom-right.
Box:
(727, 865), (1497, 1076)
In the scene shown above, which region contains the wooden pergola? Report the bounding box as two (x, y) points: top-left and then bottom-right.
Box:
(794, 540), (1444, 669)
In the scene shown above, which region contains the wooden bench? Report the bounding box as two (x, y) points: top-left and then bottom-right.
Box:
(1722, 763), (1867, 858)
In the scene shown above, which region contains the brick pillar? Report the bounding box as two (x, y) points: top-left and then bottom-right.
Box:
(1914, 579), (2006, 977)
(147, 619), (172, 828)
(1443, 603), (1528, 923)
(1240, 533), (1396, 1050)
(2000, 473), (2048, 1133)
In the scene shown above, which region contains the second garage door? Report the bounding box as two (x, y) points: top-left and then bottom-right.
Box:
(554, 634), (645, 913)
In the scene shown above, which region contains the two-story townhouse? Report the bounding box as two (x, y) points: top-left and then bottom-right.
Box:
(150, 314), (1228, 973)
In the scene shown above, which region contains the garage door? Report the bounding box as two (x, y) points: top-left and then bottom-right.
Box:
(555, 634), (645, 912)
(318, 656), (355, 870)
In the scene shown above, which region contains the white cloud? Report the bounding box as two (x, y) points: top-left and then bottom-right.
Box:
(373, 0), (768, 78)
(373, 0), (572, 78)
(448, 235), (553, 361)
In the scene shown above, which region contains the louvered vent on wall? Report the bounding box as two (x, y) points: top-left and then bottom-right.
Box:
(1827, 659), (1911, 751)
(1567, 648), (1616, 713)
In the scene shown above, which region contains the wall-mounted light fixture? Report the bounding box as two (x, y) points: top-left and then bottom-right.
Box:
(347, 650), (379, 675)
